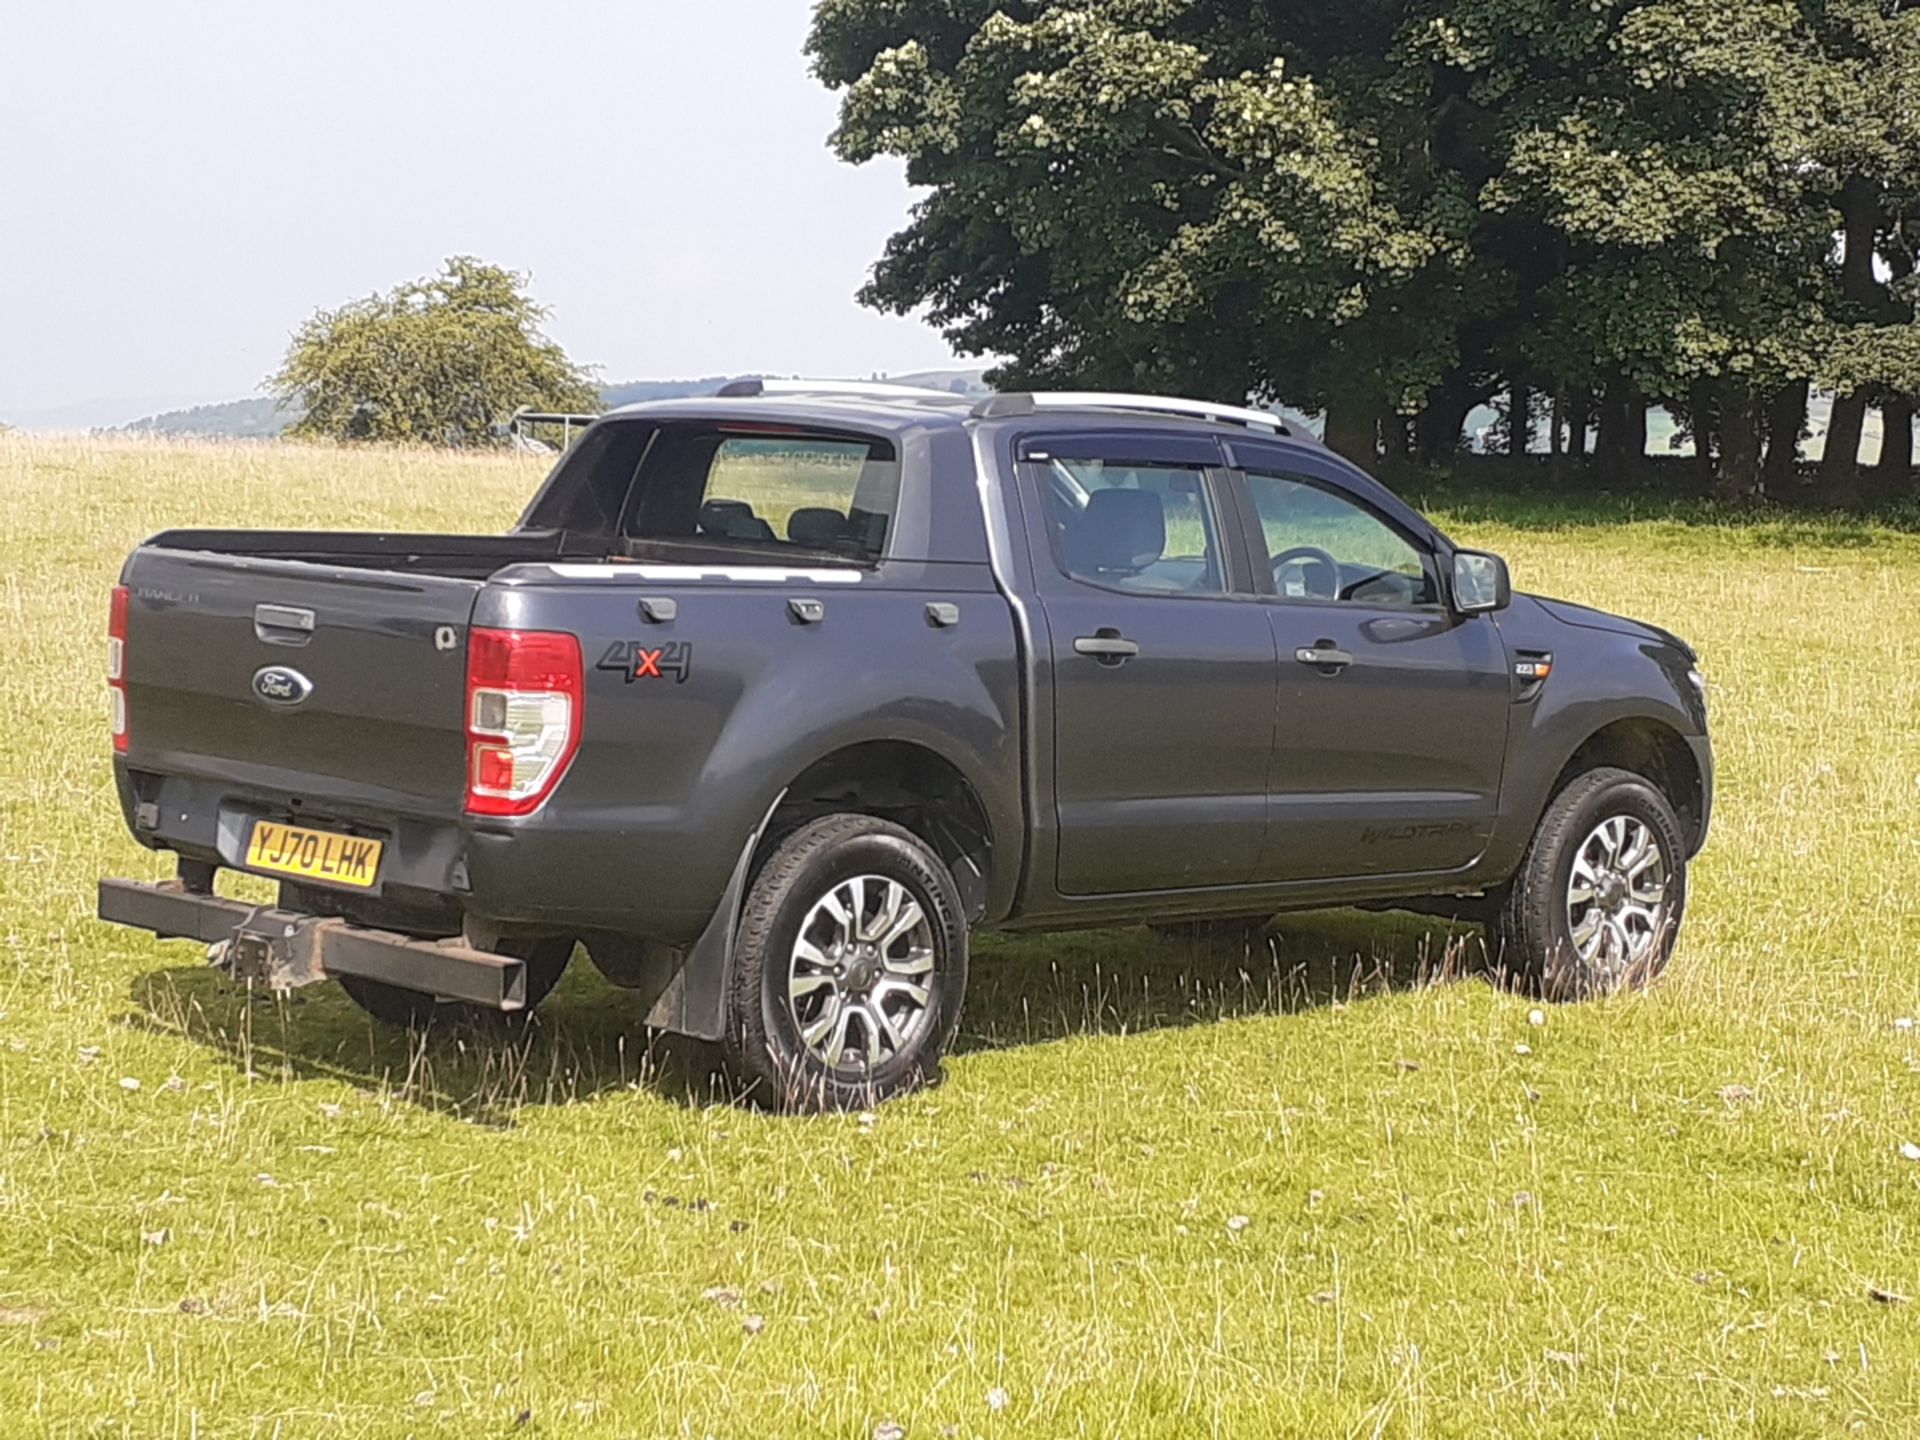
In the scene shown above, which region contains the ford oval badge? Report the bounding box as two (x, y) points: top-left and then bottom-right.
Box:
(251, 665), (314, 708)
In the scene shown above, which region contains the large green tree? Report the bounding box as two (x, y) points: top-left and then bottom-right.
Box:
(1805, 0), (1920, 503)
(809, 0), (1920, 500)
(269, 257), (598, 446)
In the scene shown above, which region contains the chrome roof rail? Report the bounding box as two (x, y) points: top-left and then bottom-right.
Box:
(716, 378), (962, 401)
(972, 391), (1295, 436)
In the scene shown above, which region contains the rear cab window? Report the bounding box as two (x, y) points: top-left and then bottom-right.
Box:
(520, 419), (901, 563)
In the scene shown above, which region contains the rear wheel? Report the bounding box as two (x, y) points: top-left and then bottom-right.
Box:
(1488, 766), (1688, 999)
(722, 814), (967, 1111)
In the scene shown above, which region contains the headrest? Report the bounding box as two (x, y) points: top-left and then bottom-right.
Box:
(787, 507), (850, 546)
(699, 499), (752, 535)
(1064, 488), (1166, 575)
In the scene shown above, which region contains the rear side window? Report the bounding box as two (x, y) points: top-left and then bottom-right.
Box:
(627, 429), (900, 561)
(1037, 458), (1226, 596)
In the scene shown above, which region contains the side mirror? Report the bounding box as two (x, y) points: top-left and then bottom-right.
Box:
(1451, 550), (1511, 614)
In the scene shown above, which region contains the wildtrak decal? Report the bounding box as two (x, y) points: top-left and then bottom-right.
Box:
(1362, 820), (1474, 844)
(598, 639), (694, 684)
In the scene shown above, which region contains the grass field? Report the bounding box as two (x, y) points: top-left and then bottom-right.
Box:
(3, 433), (1920, 1437)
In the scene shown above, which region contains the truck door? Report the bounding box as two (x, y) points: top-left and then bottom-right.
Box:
(1021, 432), (1278, 895)
(1226, 448), (1511, 880)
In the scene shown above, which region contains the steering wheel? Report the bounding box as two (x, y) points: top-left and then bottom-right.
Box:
(1271, 545), (1341, 600)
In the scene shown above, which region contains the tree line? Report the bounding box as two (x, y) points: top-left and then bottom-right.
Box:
(808, 0), (1920, 504)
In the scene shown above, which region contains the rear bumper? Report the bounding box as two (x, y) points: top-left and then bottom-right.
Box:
(114, 763), (727, 944)
(98, 877), (528, 1009)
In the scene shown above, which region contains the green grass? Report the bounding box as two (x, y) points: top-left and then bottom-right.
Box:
(4, 433), (1920, 1436)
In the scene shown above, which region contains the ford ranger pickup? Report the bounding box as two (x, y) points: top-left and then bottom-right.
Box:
(98, 382), (1712, 1109)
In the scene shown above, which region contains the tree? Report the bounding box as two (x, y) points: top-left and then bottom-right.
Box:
(809, 0), (1918, 503)
(1805, 0), (1920, 503)
(268, 257), (597, 445)
(808, 2), (1487, 461)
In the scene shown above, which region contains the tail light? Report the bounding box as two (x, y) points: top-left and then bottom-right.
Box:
(108, 584), (130, 753)
(464, 627), (583, 816)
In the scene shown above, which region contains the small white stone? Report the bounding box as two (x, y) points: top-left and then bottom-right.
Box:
(118, 1076), (141, 1092)
(1227, 1214), (1251, 1234)
(874, 1423), (906, 1440)
(1514, 1042), (1533, 1056)
(1900, 1142), (1920, 1163)
(987, 1387), (1010, 1412)
(1527, 1008), (1547, 1027)
(1895, 1017), (1914, 1032)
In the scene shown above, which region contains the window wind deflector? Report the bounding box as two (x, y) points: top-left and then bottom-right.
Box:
(1016, 432), (1222, 468)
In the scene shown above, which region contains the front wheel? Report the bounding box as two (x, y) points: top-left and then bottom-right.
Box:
(722, 814), (968, 1111)
(1488, 766), (1689, 1000)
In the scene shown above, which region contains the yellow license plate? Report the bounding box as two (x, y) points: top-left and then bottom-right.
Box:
(244, 821), (383, 890)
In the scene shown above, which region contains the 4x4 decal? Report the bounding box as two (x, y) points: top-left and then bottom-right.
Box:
(597, 639), (694, 684)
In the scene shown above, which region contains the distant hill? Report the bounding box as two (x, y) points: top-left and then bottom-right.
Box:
(114, 369), (996, 439)
(123, 397), (300, 439)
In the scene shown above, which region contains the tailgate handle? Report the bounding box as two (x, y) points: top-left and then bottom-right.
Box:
(254, 604), (316, 645)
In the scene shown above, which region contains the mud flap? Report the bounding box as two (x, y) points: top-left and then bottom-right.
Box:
(626, 797), (784, 1042)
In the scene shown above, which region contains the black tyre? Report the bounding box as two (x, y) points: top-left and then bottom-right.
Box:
(1487, 766), (1689, 1000)
(722, 814), (968, 1111)
(334, 936), (574, 1029)
(275, 886), (576, 1029)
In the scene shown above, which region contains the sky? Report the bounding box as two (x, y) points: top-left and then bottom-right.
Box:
(0, 1), (968, 429)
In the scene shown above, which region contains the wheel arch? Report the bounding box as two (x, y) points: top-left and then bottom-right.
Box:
(1548, 716), (1705, 853)
(759, 739), (1003, 923)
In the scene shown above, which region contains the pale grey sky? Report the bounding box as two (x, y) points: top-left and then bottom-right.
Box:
(0, 0), (966, 428)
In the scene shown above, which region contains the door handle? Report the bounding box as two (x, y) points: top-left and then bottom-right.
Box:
(1074, 632), (1141, 664)
(1294, 642), (1354, 673)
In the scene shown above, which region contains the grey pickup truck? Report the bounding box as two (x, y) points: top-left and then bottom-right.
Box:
(100, 382), (1711, 1108)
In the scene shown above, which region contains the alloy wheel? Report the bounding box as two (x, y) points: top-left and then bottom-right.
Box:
(1565, 815), (1671, 978)
(787, 874), (936, 1073)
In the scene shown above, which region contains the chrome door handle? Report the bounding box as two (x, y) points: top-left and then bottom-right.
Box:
(1074, 633), (1141, 664)
(1295, 644), (1354, 672)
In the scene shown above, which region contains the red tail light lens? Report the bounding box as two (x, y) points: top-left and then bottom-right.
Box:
(464, 627), (583, 816)
(108, 584), (130, 753)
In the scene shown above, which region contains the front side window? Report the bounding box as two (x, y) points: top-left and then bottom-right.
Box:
(624, 427), (900, 560)
(1243, 472), (1439, 607)
(1038, 458), (1226, 596)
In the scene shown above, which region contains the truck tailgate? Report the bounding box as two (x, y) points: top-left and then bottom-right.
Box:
(122, 547), (481, 817)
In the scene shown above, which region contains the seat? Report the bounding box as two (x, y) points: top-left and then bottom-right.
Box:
(1063, 488), (1166, 579)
